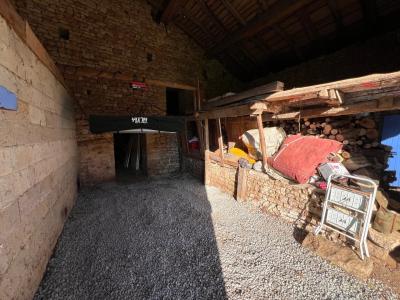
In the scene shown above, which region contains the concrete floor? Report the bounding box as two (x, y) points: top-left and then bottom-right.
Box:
(34, 177), (397, 300)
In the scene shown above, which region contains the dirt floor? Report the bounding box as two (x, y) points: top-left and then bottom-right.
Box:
(34, 177), (398, 299)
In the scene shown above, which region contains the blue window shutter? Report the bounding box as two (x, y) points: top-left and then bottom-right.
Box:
(381, 115), (400, 187)
(0, 86), (17, 111)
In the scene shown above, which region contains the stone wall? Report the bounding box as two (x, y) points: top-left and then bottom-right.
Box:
(207, 161), (325, 232)
(182, 156), (205, 181)
(11, 0), (241, 184)
(146, 133), (180, 177)
(0, 6), (78, 300)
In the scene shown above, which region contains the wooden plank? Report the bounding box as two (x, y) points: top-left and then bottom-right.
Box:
(144, 79), (196, 91)
(263, 97), (400, 121)
(0, 0), (26, 40)
(198, 101), (271, 120)
(236, 166), (248, 202)
(217, 118), (224, 163)
(57, 64), (196, 90)
(262, 71), (400, 103)
(204, 118), (210, 185)
(196, 119), (205, 157)
(256, 114), (268, 170)
(205, 81), (284, 109)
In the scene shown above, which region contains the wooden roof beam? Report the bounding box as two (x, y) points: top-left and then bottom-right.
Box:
(221, 0), (246, 26)
(197, 101), (271, 120)
(160, 0), (185, 24)
(197, 0), (227, 33)
(327, 0), (344, 31)
(208, 0), (313, 56)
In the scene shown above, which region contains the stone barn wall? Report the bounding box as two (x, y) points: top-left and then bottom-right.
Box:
(0, 5), (78, 300)
(11, 0), (241, 184)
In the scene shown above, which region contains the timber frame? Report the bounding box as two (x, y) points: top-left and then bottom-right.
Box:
(192, 71), (400, 176)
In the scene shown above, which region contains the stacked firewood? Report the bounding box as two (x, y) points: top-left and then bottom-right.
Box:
(266, 113), (393, 185)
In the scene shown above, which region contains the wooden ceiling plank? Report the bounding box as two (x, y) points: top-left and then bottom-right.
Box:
(208, 0), (314, 56)
(160, 0), (185, 24)
(197, 0), (227, 33)
(220, 0), (247, 26)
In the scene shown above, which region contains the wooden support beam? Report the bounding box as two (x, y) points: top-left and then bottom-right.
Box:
(208, 0), (313, 56)
(197, 0), (227, 32)
(263, 97), (400, 121)
(198, 101), (271, 120)
(196, 119), (205, 156)
(256, 114), (268, 171)
(217, 118), (224, 163)
(160, 0), (184, 24)
(236, 166), (248, 202)
(221, 0), (246, 26)
(205, 81), (284, 109)
(204, 118), (210, 185)
(327, 0), (344, 31)
(204, 118), (210, 150)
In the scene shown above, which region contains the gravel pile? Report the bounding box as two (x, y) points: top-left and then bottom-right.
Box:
(35, 176), (397, 300)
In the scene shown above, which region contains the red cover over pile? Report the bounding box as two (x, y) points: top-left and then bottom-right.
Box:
(268, 135), (342, 184)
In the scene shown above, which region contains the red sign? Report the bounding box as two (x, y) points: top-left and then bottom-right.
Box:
(130, 81), (148, 90)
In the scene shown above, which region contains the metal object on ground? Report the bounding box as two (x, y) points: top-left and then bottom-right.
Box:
(315, 174), (377, 260)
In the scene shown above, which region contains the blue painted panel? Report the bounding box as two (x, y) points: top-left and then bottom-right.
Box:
(381, 115), (400, 187)
(0, 86), (17, 110)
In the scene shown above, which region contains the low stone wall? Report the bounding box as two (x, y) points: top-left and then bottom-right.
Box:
(182, 156), (204, 180)
(207, 161), (325, 231)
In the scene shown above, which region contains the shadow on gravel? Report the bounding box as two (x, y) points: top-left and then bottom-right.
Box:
(34, 176), (227, 299)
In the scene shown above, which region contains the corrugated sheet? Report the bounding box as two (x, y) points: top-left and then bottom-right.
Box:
(381, 114), (400, 187)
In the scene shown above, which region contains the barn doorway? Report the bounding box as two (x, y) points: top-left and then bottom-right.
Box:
(113, 133), (147, 181)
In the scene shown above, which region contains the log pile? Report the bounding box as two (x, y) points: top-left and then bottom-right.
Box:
(266, 113), (392, 185)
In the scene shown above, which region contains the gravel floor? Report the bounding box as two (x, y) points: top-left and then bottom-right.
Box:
(35, 176), (397, 300)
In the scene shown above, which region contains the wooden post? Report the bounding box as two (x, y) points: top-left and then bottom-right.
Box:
(217, 118), (224, 163)
(204, 118), (210, 185)
(183, 120), (190, 154)
(196, 119), (205, 157)
(236, 166), (248, 202)
(256, 113), (268, 171)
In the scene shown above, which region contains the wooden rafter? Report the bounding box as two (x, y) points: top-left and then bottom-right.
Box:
(160, 0), (185, 24)
(273, 25), (304, 60)
(221, 0), (246, 26)
(208, 0), (313, 56)
(299, 9), (319, 42)
(327, 0), (344, 31)
(197, 0), (227, 33)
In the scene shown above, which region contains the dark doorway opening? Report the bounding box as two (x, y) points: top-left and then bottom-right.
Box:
(166, 87), (194, 116)
(114, 133), (147, 181)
